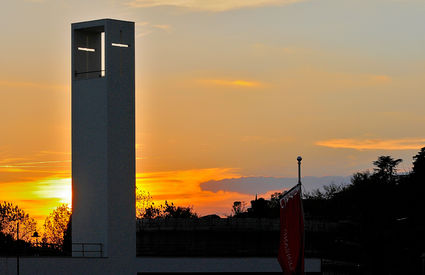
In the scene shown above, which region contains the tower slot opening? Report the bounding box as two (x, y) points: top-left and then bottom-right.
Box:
(74, 26), (105, 79)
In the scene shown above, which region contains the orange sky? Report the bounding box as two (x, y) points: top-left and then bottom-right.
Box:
(1, 0), (425, 230)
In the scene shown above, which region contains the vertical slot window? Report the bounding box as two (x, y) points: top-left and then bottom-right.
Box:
(101, 32), (105, 77)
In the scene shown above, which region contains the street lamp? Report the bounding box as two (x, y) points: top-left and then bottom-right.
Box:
(297, 156), (302, 185)
(32, 231), (39, 247)
(16, 221), (19, 275)
(32, 231), (40, 257)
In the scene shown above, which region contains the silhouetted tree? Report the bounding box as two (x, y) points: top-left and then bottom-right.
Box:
(269, 192), (284, 207)
(231, 201), (247, 217)
(42, 204), (71, 249)
(163, 201), (197, 219)
(136, 189), (198, 219)
(143, 203), (163, 219)
(412, 147), (425, 178)
(248, 197), (277, 218)
(0, 201), (37, 242)
(373, 155), (402, 183)
(136, 187), (154, 219)
(303, 183), (346, 200)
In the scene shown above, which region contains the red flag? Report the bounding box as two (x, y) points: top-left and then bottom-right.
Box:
(278, 184), (304, 274)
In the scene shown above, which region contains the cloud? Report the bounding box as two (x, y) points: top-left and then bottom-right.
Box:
(0, 80), (67, 91)
(136, 30), (153, 38)
(241, 135), (294, 144)
(137, 168), (257, 216)
(316, 138), (425, 151)
(0, 153), (71, 184)
(126, 0), (307, 12)
(136, 21), (150, 26)
(24, 0), (47, 3)
(251, 43), (313, 56)
(200, 176), (350, 195)
(135, 22), (171, 38)
(200, 79), (261, 88)
(0, 160), (71, 168)
(369, 75), (391, 84)
(152, 24), (171, 30)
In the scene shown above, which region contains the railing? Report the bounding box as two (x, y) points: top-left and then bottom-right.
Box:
(71, 243), (103, 258)
(74, 70), (105, 76)
(74, 70), (105, 79)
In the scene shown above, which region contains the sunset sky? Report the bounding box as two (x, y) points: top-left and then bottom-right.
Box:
(1, 0), (425, 228)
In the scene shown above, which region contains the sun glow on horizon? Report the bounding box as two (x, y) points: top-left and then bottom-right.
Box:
(0, 167), (260, 228)
(34, 177), (72, 206)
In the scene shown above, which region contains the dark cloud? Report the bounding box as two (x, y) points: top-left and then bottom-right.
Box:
(200, 176), (350, 195)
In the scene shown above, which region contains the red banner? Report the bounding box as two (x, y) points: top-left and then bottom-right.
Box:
(278, 184), (304, 274)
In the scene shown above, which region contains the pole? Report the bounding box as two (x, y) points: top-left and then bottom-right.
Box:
(297, 156), (302, 185)
(17, 221), (19, 275)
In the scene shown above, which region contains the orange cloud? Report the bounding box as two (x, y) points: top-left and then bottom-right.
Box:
(369, 75), (391, 84)
(0, 160), (71, 168)
(137, 168), (257, 216)
(1, 166), (267, 230)
(200, 79), (261, 88)
(126, 0), (308, 12)
(241, 135), (294, 144)
(152, 24), (171, 30)
(0, 80), (67, 91)
(316, 138), (425, 150)
(134, 22), (170, 37)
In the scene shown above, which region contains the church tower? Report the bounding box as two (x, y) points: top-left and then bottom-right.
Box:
(71, 19), (135, 261)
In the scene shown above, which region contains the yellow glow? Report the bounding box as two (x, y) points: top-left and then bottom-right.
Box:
(34, 177), (72, 206)
(0, 167), (257, 229)
(0, 177), (71, 230)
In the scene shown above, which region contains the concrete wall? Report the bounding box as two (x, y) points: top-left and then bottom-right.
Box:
(0, 257), (321, 274)
(0, 257), (132, 275)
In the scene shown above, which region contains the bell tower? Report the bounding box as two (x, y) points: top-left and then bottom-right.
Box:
(71, 19), (135, 261)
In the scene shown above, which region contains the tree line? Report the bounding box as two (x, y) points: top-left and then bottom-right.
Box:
(136, 188), (198, 219)
(0, 202), (71, 255)
(1, 147), (424, 267)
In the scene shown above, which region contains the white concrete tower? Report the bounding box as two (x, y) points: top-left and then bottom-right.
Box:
(71, 19), (135, 263)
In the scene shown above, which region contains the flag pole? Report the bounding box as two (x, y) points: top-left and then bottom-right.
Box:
(297, 156), (302, 185)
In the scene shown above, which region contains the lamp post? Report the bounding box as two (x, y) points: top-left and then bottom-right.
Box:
(297, 156), (302, 185)
(32, 231), (39, 246)
(16, 221), (19, 275)
(32, 231), (40, 256)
